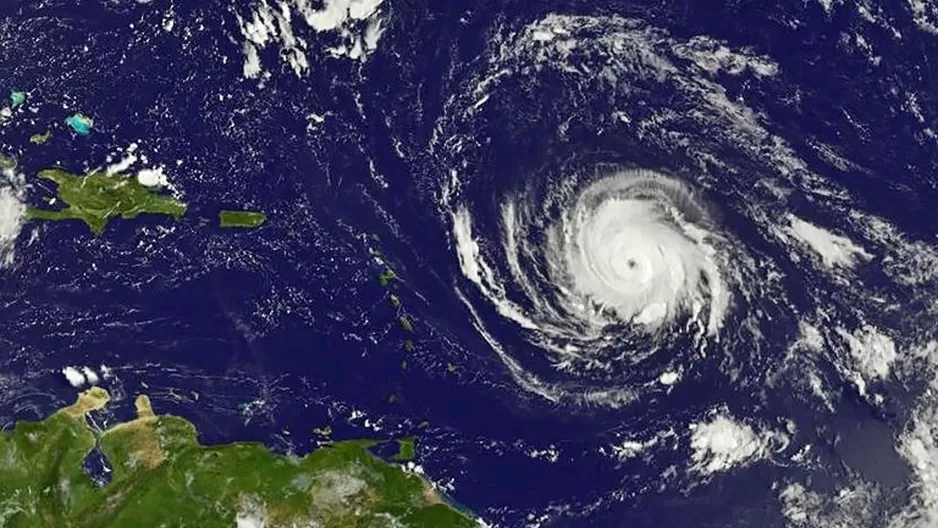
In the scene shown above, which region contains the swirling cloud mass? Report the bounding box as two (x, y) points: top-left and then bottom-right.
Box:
(453, 169), (747, 407)
(436, 10), (938, 528)
(546, 171), (729, 336)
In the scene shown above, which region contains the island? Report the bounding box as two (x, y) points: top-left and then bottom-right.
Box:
(378, 267), (397, 287)
(219, 209), (266, 228)
(29, 130), (51, 145)
(26, 168), (187, 235)
(0, 388), (477, 527)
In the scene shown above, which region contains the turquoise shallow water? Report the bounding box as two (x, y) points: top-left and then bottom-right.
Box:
(65, 113), (93, 136)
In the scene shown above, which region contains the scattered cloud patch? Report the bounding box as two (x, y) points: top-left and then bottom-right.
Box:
(909, 0), (938, 35)
(235, 498), (269, 528)
(525, 446), (560, 463)
(659, 370), (681, 385)
(673, 36), (779, 77)
(62, 366), (86, 388)
(688, 411), (782, 475)
(105, 152), (138, 175)
(102, 143), (175, 190)
(815, 0), (844, 14)
(236, 0), (387, 78)
(136, 167), (169, 187)
(81, 366), (100, 385)
(890, 341), (938, 528)
(783, 214), (872, 270)
(609, 438), (657, 460)
(0, 163), (26, 268)
(836, 325), (897, 396)
(779, 480), (879, 528)
(61, 365), (112, 388)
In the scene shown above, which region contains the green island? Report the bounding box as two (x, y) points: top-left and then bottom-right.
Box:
(29, 130), (51, 145)
(393, 438), (417, 462)
(399, 316), (414, 333)
(0, 388), (477, 528)
(378, 267), (397, 287)
(25, 168), (187, 235)
(219, 209), (266, 228)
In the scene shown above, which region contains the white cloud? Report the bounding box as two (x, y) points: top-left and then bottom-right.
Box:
(0, 164), (26, 268)
(836, 325), (896, 396)
(242, 42), (263, 79)
(890, 341), (938, 528)
(61, 365), (108, 388)
(673, 35), (779, 78)
(105, 153), (138, 175)
(81, 367), (100, 385)
(237, 0), (387, 77)
(136, 167), (169, 187)
(689, 412), (778, 475)
(61, 366), (86, 388)
(779, 480), (878, 528)
(909, 0), (938, 35)
(783, 214), (872, 270)
(235, 508), (268, 528)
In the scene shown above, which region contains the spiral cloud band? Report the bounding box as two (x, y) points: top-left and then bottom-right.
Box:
(454, 169), (736, 405)
(437, 11), (938, 525)
(546, 171), (729, 336)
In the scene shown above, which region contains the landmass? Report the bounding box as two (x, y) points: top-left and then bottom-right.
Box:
(393, 438), (417, 461)
(30, 130), (51, 145)
(26, 168), (187, 235)
(378, 267), (397, 287)
(219, 209), (266, 228)
(399, 315), (414, 333)
(0, 388), (477, 527)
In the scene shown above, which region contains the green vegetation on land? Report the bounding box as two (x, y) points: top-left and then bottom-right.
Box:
(29, 130), (51, 145)
(25, 168), (187, 235)
(378, 267), (397, 287)
(219, 210), (266, 228)
(394, 438), (416, 461)
(0, 388), (477, 528)
(399, 316), (414, 333)
(378, 268), (397, 288)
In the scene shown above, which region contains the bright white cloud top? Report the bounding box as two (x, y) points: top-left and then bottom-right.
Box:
(545, 171), (729, 335)
(453, 169), (743, 407)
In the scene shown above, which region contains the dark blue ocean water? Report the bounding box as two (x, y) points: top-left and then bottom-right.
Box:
(0, 0), (936, 526)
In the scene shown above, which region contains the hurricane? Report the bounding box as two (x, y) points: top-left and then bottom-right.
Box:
(542, 172), (730, 336)
(424, 11), (938, 524)
(437, 14), (798, 410)
(452, 166), (748, 406)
